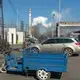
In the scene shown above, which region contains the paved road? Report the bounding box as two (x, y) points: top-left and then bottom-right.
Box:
(0, 53), (80, 80)
(68, 54), (80, 80)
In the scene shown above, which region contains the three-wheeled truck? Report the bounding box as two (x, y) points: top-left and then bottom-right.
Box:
(5, 48), (67, 80)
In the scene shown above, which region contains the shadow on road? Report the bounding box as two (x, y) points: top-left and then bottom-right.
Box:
(72, 54), (79, 57)
(6, 71), (62, 80)
(51, 72), (62, 79)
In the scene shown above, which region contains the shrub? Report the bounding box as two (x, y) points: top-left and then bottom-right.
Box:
(0, 39), (11, 55)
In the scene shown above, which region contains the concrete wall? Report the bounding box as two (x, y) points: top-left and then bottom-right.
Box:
(17, 32), (25, 44)
(7, 28), (25, 44)
(7, 28), (17, 44)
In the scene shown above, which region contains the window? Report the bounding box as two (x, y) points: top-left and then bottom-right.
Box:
(56, 39), (64, 43)
(75, 38), (79, 42)
(55, 38), (74, 43)
(63, 39), (74, 43)
(42, 39), (57, 44)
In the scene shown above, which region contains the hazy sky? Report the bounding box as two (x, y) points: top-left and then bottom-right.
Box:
(3, 0), (80, 26)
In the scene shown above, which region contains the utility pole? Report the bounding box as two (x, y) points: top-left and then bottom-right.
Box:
(52, 14), (55, 38)
(0, 0), (4, 40)
(16, 9), (19, 31)
(28, 8), (32, 37)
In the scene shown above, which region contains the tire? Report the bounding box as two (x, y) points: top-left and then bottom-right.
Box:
(36, 69), (51, 80)
(31, 47), (39, 53)
(64, 48), (73, 57)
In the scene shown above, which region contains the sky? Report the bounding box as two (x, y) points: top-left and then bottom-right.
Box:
(2, 0), (80, 28)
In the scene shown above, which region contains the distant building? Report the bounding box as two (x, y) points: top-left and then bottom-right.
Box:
(7, 28), (25, 44)
(57, 22), (80, 37)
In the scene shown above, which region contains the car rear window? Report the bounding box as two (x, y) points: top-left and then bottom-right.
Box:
(56, 39), (64, 43)
(75, 38), (79, 42)
(63, 39), (74, 43)
(55, 38), (74, 43)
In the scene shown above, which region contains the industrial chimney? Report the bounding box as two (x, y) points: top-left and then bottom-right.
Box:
(28, 8), (32, 37)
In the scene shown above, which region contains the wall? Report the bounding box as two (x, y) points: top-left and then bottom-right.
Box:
(58, 22), (80, 37)
(17, 32), (25, 44)
(7, 28), (25, 44)
(7, 28), (16, 44)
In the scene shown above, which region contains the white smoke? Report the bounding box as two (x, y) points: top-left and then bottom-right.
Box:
(32, 16), (50, 28)
(32, 8), (71, 28)
(61, 8), (72, 21)
(51, 8), (71, 22)
(51, 11), (62, 22)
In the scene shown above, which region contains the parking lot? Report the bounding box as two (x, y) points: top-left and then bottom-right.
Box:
(0, 53), (80, 80)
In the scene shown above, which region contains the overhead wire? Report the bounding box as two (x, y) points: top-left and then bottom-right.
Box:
(8, 0), (17, 15)
(8, 0), (21, 20)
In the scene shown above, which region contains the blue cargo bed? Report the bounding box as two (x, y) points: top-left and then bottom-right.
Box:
(5, 48), (67, 73)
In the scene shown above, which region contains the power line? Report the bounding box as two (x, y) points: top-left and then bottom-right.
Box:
(8, 0), (17, 15)
(8, 0), (22, 30)
(8, 0), (21, 21)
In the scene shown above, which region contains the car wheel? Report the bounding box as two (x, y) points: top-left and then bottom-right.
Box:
(64, 48), (73, 57)
(36, 69), (51, 80)
(31, 47), (39, 53)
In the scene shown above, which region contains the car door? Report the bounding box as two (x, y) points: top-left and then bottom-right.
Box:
(40, 39), (54, 52)
(41, 39), (57, 52)
(51, 38), (65, 53)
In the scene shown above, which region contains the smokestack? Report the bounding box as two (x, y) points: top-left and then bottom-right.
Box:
(28, 8), (32, 37)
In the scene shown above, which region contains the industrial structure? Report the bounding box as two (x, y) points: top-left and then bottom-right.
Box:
(57, 22), (80, 37)
(28, 8), (32, 37)
(1, 1), (80, 44)
(7, 28), (25, 44)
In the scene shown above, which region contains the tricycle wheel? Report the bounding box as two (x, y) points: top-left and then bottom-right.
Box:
(36, 69), (51, 80)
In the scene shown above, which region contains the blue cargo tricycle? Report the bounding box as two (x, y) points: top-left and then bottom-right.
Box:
(5, 48), (67, 80)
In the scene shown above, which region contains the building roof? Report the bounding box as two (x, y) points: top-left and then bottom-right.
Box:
(59, 21), (80, 27)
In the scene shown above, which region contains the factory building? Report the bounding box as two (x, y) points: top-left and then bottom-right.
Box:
(58, 22), (80, 38)
(7, 28), (25, 44)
